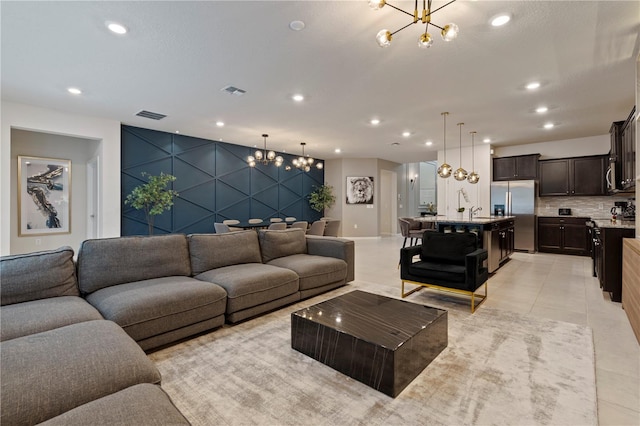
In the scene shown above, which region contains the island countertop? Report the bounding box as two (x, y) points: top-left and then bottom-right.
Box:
(415, 215), (516, 225)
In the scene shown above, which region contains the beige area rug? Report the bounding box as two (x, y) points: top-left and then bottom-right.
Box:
(149, 284), (597, 426)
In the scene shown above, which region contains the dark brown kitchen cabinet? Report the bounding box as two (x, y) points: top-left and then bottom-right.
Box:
(620, 107), (636, 191)
(492, 154), (540, 181)
(538, 155), (607, 196)
(598, 226), (635, 302)
(537, 217), (589, 256)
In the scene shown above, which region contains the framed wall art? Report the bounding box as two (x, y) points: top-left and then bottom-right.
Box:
(18, 156), (71, 236)
(346, 176), (374, 205)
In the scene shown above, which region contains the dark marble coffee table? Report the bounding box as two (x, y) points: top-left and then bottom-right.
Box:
(291, 290), (447, 397)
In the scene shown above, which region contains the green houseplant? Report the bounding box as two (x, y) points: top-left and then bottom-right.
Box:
(308, 183), (336, 213)
(125, 172), (179, 235)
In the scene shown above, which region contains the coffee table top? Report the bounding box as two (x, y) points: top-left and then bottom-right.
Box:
(292, 290), (446, 350)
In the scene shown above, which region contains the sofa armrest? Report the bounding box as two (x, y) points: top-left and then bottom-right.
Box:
(400, 245), (422, 278)
(306, 236), (355, 282)
(465, 248), (488, 290)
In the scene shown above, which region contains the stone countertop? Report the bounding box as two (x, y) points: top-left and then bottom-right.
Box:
(415, 215), (516, 225)
(592, 219), (636, 229)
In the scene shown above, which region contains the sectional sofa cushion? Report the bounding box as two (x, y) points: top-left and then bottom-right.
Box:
(39, 384), (190, 426)
(0, 246), (78, 305)
(267, 254), (347, 291)
(306, 235), (356, 283)
(0, 296), (102, 341)
(195, 263), (299, 318)
(258, 228), (307, 263)
(85, 276), (227, 343)
(188, 230), (262, 274)
(0, 320), (161, 426)
(77, 234), (191, 295)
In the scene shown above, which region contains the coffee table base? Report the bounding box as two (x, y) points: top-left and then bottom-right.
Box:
(291, 291), (447, 397)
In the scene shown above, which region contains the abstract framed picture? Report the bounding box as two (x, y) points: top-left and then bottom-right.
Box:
(18, 156), (71, 236)
(346, 176), (374, 205)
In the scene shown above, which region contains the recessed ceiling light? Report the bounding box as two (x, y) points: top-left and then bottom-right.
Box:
(526, 81), (541, 90)
(536, 106), (548, 113)
(175, 130), (180, 134)
(483, 138), (491, 143)
(292, 94), (304, 102)
(425, 141), (433, 146)
(67, 87), (82, 95)
(402, 131), (411, 137)
(216, 121), (225, 127)
(370, 118), (380, 125)
(544, 122), (554, 129)
(289, 20), (305, 31)
(334, 148), (341, 153)
(490, 14), (511, 27)
(107, 22), (127, 34)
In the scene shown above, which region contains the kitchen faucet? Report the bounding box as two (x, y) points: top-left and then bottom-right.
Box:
(469, 206), (482, 220)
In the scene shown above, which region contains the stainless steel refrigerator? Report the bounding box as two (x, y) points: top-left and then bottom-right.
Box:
(490, 180), (536, 252)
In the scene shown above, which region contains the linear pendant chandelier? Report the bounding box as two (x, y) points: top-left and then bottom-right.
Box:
(368, 0), (459, 49)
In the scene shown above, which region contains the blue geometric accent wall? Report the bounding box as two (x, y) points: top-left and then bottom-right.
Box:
(121, 125), (324, 235)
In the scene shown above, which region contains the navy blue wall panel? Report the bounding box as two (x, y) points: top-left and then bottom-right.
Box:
(121, 125), (324, 235)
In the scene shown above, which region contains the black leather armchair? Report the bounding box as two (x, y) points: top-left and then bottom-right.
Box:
(400, 231), (488, 312)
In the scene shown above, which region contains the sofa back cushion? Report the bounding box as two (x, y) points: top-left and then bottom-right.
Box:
(77, 234), (191, 295)
(420, 232), (478, 264)
(258, 228), (307, 263)
(0, 246), (78, 306)
(188, 230), (262, 274)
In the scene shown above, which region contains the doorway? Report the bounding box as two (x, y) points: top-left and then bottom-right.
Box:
(86, 157), (99, 239)
(380, 170), (398, 236)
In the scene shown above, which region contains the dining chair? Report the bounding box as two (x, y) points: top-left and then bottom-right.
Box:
(248, 219), (263, 224)
(284, 217), (297, 223)
(214, 223), (231, 234)
(268, 222), (287, 230)
(270, 218), (283, 223)
(306, 220), (326, 236)
(222, 219), (241, 231)
(291, 221), (308, 230)
(323, 220), (340, 237)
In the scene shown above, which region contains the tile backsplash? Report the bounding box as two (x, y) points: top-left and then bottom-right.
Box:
(536, 196), (635, 218)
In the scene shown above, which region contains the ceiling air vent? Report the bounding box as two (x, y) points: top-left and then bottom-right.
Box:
(136, 110), (167, 120)
(221, 85), (246, 96)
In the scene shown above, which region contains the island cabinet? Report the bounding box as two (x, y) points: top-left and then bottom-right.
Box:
(538, 155), (607, 196)
(492, 154), (540, 181)
(537, 216), (590, 256)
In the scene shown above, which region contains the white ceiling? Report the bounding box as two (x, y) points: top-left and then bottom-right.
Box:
(2, 1), (638, 164)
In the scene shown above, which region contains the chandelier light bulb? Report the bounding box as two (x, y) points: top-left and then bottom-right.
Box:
(317, 162), (323, 169)
(255, 150), (263, 160)
(308, 157), (315, 164)
(468, 172), (480, 184)
(368, 0), (386, 10)
(418, 33), (433, 48)
(441, 23), (459, 41)
(376, 29), (392, 47)
(267, 150), (276, 160)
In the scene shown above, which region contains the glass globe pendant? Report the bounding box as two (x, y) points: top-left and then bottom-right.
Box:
(418, 32), (433, 49)
(467, 131), (480, 184)
(441, 23), (459, 41)
(368, 0), (386, 10)
(437, 112), (452, 178)
(376, 29), (392, 47)
(453, 122), (467, 181)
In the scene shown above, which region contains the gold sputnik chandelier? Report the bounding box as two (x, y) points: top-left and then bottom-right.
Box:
(247, 134), (283, 168)
(368, 0), (459, 49)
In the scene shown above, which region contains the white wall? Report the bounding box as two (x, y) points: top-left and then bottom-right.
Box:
(1, 102), (121, 255)
(494, 134), (610, 159)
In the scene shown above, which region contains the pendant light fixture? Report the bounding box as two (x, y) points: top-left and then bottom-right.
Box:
(247, 134), (283, 168)
(453, 122), (467, 181)
(437, 112), (452, 178)
(292, 142), (323, 172)
(467, 131), (480, 184)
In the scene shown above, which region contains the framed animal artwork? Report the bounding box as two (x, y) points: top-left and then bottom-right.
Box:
(18, 156), (71, 236)
(346, 176), (374, 205)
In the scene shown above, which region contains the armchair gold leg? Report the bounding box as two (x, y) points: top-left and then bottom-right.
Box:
(401, 279), (488, 313)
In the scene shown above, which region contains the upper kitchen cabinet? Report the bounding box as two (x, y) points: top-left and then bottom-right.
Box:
(609, 106), (636, 193)
(492, 154), (540, 181)
(539, 155), (607, 197)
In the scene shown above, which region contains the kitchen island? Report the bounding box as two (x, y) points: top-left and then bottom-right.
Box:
(415, 215), (516, 273)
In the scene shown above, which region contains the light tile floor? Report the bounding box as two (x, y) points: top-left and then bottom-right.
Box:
(352, 236), (640, 426)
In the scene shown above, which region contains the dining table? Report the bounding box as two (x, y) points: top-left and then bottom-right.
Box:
(235, 220), (271, 230)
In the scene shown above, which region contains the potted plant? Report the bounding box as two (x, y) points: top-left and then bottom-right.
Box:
(308, 183), (336, 213)
(125, 172), (179, 235)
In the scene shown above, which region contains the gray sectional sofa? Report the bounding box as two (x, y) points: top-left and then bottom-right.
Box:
(1, 228), (354, 425)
